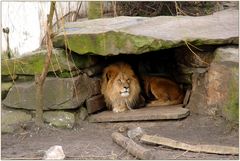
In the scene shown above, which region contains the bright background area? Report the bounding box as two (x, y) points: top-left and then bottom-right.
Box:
(1, 2), (89, 56)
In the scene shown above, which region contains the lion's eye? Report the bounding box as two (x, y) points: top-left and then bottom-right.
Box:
(127, 79), (130, 83)
(118, 79), (122, 83)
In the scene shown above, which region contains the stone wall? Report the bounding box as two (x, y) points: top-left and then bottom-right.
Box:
(2, 45), (238, 133)
(1, 49), (106, 133)
(1, 10), (239, 132)
(186, 46), (238, 123)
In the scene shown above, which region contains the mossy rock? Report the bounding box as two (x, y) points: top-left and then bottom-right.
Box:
(213, 46), (239, 123)
(53, 9), (238, 55)
(1, 107), (32, 133)
(43, 111), (75, 129)
(1, 48), (99, 76)
(205, 46), (239, 123)
(53, 31), (177, 56)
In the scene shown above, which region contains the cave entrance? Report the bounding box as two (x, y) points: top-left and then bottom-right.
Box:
(90, 45), (218, 122)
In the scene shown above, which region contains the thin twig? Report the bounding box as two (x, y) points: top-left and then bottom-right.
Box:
(188, 42), (204, 51)
(166, 4), (174, 16)
(74, 1), (82, 21)
(175, 2), (188, 16)
(54, 3), (60, 29)
(184, 40), (209, 66)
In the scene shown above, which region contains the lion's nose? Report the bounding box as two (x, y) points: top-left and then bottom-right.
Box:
(124, 86), (129, 90)
(124, 86), (129, 92)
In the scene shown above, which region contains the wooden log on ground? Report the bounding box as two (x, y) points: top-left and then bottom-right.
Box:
(111, 132), (156, 160)
(141, 134), (239, 155)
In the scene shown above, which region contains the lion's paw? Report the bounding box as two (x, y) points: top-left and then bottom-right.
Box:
(113, 107), (127, 113)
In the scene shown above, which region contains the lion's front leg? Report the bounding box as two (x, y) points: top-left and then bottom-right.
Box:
(112, 103), (128, 113)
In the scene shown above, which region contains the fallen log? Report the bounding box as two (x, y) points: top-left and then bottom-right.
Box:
(111, 132), (156, 159)
(141, 134), (239, 155)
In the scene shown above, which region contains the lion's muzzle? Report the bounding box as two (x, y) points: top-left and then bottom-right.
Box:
(120, 87), (130, 97)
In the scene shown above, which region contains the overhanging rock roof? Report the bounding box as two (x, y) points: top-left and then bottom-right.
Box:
(53, 9), (238, 56)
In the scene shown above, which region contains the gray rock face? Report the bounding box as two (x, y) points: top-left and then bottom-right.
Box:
(187, 45), (239, 123)
(43, 111), (75, 129)
(43, 145), (65, 160)
(1, 107), (32, 133)
(206, 46), (238, 122)
(2, 75), (101, 110)
(53, 9), (238, 56)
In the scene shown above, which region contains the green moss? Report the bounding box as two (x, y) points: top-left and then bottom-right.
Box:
(54, 32), (233, 55)
(62, 31), (178, 56)
(1, 82), (13, 91)
(1, 54), (43, 75)
(1, 51), (48, 75)
(57, 71), (72, 78)
(223, 68), (239, 123)
(1, 49), (88, 76)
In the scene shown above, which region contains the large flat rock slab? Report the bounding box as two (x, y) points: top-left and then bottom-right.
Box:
(53, 9), (238, 56)
(2, 75), (101, 110)
(89, 105), (190, 122)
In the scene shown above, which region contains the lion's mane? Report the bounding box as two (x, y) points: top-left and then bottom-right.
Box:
(101, 62), (141, 112)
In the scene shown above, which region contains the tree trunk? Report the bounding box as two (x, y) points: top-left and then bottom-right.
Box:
(35, 1), (56, 126)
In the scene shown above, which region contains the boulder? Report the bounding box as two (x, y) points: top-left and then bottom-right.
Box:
(43, 111), (75, 129)
(1, 48), (99, 76)
(43, 145), (65, 160)
(2, 74), (101, 110)
(1, 107), (32, 133)
(206, 46), (239, 122)
(127, 127), (146, 140)
(53, 9), (238, 56)
(187, 46), (239, 123)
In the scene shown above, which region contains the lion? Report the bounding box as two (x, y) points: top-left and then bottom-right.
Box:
(101, 62), (144, 113)
(142, 76), (184, 106)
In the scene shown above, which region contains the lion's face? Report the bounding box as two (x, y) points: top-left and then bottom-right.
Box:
(101, 62), (141, 112)
(112, 73), (132, 98)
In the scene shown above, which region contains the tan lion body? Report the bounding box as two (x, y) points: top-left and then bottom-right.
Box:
(143, 76), (184, 106)
(101, 62), (141, 113)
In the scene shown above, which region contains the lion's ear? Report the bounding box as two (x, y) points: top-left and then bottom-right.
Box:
(106, 70), (112, 82)
(105, 69), (116, 82)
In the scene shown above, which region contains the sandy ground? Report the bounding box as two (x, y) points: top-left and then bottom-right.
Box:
(1, 113), (239, 160)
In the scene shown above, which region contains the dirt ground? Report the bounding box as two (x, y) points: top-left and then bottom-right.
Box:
(1, 113), (239, 160)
